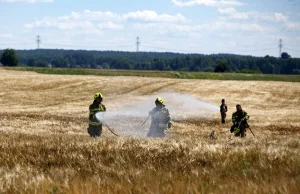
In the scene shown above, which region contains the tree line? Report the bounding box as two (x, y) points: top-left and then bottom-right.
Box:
(0, 48), (299, 74)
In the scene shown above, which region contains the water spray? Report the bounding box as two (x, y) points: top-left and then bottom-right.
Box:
(96, 92), (219, 137)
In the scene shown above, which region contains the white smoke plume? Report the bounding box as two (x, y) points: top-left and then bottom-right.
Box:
(96, 92), (219, 137)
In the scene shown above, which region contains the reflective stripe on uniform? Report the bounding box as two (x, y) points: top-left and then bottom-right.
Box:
(93, 107), (105, 111)
(232, 115), (238, 122)
(89, 121), (102, 126)
(90, 107), (105, 115)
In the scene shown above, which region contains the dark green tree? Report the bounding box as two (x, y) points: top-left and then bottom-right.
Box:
(27, 58), (36, 66)
(35, 60), (48, 67)
(9, 49), (300, 74)
(281, 52), (291, 59)
(214, 62), (229, 72)
(0, 48), (19, 66)
(52, 57), (68, 68)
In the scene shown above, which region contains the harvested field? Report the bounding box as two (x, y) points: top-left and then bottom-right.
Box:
(0, 68), (299, 194)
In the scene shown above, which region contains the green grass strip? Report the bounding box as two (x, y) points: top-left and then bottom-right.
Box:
(4, 66), (300, 82)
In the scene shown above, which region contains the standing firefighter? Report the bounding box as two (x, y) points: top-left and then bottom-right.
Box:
(147, 97), (172, 138)
(88, 92), (106, 137)
(231, 104), (250, 137)
(220, 99), (228, 124)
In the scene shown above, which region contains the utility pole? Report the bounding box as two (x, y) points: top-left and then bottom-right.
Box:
(36, 35), (41, 49)
(278, 39), (283, 58)
(136, 36), (140, 52)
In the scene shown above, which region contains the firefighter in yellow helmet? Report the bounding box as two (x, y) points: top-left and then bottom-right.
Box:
(88, 92), (106, 137)
(147, 97), (172, 137)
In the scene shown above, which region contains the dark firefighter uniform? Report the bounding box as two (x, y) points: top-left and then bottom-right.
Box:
(231, 104), (250, 137)
(147, 98), (172, 138)
(220, 99), (228, 124)
(88, 93), (106, 137)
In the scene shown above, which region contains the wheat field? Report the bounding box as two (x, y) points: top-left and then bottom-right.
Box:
(0, 68), (300, 194)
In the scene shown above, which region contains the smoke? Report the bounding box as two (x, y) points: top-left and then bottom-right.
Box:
(96, 92), (219, 137)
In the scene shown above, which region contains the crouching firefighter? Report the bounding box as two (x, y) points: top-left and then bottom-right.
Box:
(147, 97), (172, 138)
(88, 92), (106, 137)
(230, 104), (250, 138)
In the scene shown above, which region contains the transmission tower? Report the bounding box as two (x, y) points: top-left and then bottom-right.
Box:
(136, 36), (140, 52)
(36, 35), (41, 49)
(278, 39), (283, 58)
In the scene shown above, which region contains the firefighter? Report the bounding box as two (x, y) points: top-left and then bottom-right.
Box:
(220, 99), (228, 124)
(147, 97), (172, 138)
(88, 92), (106, 137)
(231, 104), (250, 138)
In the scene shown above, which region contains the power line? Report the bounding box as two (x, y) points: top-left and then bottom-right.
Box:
(43, 43), (88, 48)
(1, 41), (292, 51)
(1, 37), (297, 57)
(142, 41), (276, 49)
(218, 43), (276, 49)
(237, 43), (276, 48)
(142, 44), (193, 53)
(142, 44), (277, 53)
(115, 44), (135, 48)
(285, 47), (300, 52)
(43, 43), (134, 49)
(284, 44), (300, 48)
(0, 43), (34, 46)
(236, 48), (277, 53)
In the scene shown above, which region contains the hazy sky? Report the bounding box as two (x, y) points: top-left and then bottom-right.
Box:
(0, 0), (299, 57)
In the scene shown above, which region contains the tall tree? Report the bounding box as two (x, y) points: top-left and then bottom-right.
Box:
(281, 52), (291, 59)
(214, 62), (229, 72)
(0, 48), (19, 66)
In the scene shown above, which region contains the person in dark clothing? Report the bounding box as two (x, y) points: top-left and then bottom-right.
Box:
(88, 92), (106, 137)
(147, 97), (172, 138)
(220, 99), (228, 124)
(231, 104), (250, 138)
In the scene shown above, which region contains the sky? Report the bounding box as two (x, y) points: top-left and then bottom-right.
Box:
(0, 0), (299, 57)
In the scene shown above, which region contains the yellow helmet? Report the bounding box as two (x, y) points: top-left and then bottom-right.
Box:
(155, 97), (164, 104)
(94, 92), (103, 100)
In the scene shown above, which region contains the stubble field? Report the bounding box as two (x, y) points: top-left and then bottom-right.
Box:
(0, 68), (300, 194)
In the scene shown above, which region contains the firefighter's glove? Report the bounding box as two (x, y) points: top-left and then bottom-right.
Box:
(230, 125), (235, 133)
(168, 122), (172, 129)
(234, 127), (240, 134)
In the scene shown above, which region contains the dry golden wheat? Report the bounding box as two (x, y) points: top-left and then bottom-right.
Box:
(0, 68), (299, 194)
